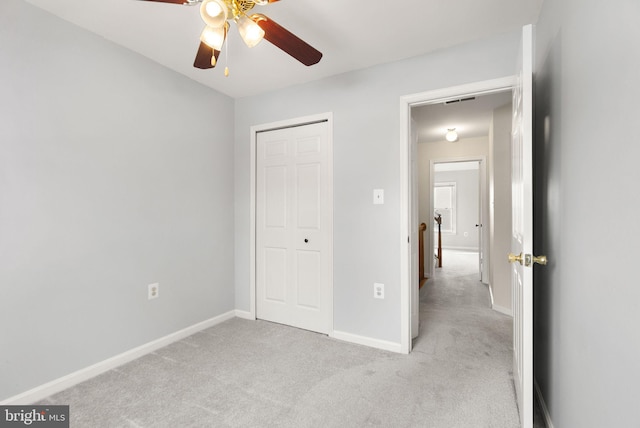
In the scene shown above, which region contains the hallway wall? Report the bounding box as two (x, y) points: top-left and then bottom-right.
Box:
(418, 137), (489, 278)
(433, 168), (480, 251)
(488, 104), (512, 314)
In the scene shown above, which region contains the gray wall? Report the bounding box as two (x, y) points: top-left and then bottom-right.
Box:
(0, 0), (235, 401)
(433, 168), (480, 251)
(488, 104), (512, 313)
(235, 34), (520, 344)
(533, 0), (640, 425)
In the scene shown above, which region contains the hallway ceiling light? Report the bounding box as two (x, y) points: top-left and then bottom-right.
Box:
(445, 128), (458, 142)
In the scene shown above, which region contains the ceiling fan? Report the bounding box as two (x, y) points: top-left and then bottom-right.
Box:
(141, 0), (322, 74)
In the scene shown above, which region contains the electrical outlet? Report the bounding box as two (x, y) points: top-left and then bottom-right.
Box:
(148, 283), (159, 300)
(374, 283), (384, 299)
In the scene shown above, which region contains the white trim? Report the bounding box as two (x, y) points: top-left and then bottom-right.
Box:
(399, 95), (411, 354)
(250, 121), (257, 319)
(331, 331), (402, 353)
(433, 181), (457, 234)
(430, 156), (487, 280)
(400, 76), (517, 355)
(0, 311), (237, 405)
(250, 112), (334, 334)
(488, 282), (495, 305)
(487, 283), (512, 316)
(535, 379), (554, 428)
(400, 76), (517, 108)
(438, 246), (480, 252)
(234, 309), (255, 320)
(492, 304), (513, 317)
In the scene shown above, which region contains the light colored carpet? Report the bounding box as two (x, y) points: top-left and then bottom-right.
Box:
(39, 250), (539, 427)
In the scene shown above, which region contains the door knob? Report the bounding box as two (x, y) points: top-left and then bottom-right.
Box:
(508, 252), (524, 265)
(304, 239), (309, 243)
(508, 252), (548, 267)
(532, 255), (548, 265)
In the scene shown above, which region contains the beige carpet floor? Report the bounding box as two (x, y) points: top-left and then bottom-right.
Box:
(38, 249), (544, 427)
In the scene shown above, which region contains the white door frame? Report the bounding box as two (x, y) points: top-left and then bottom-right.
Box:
(399, 77), (516, 354)
(249, 112), (334, 334)
(429, 157), (487, 280)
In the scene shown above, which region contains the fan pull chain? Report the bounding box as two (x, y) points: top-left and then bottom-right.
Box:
(224, 33), (229, 77)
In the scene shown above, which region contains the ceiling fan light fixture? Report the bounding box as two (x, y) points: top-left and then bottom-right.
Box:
(445, 128), (458, 142)
(200, 23), (227, 50)
(200, 0), (228, 28)
(237, 14), (265, 48)
(142, 0), (322, 71)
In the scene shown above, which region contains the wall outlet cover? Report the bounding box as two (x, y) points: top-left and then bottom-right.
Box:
(374, 283), (384, 299)
(148, 283), (159, 300)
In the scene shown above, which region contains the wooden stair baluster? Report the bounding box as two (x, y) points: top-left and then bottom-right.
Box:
(435, 214), (443, 268)
(419, 223), (427, 288)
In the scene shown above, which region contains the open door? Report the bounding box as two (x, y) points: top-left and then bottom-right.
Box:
(510, 25), (546, 427)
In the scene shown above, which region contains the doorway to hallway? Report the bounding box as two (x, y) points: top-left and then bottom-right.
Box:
(432, 160), (483, 282)
(400, 76), (515, 353)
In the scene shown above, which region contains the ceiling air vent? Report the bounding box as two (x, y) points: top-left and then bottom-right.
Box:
(444, 97), (476, 105)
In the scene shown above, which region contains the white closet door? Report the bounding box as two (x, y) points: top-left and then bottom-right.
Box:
(256, 121), (331, 334)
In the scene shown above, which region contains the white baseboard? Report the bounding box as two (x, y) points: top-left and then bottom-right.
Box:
(488, 283), (495, 305)
(234, 309), (254, 320)
(331, 330), (402, 353)
(1, 310), (237, 405)
(535, 379), (554, 428)
(487, 283), (513, 316)
(492, 304), (513, 317)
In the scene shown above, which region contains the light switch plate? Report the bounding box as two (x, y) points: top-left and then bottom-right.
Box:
(373, 189), (384, 205)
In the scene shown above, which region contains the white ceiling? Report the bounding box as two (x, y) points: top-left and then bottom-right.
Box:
(23, 0), (543, 99)
(412, 91), (512, 143)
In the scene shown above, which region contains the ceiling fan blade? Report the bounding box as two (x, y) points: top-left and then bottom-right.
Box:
(251, 14), (322, 66)
(193, 41), (220, 69)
